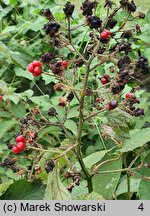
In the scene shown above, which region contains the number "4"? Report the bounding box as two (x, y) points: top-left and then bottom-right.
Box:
(138, 203), (144, 211)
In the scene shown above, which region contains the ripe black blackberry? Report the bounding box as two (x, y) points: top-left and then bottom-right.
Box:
(44, 22), (60, 36)
(81, 0), (98, 16)
(120, 0), (129, 10)
(41, 52), (55, 63)
(121, 30), (132, 39)
(135, 56), (149, 74)
(132, 108), (144, 117)
(63, 2), (75, 18)
(119, 41), (132, 54)
(127, 0), (137, 13)
(111, 82), (125, 94)
(45, 159), (55, 173)
(106, 18), (117, 29)
(117, 55), (131, 69)
(87, 16), (102, 29)
(42, 8), (53, 20)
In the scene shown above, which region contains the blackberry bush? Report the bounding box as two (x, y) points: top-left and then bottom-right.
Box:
(0, 0), (150, 200)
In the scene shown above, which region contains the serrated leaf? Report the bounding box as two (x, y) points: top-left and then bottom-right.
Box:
(3, 93), (20, 105)
(75, 150), (107, 169)
(0, 180), (45, 200)
(0, 182), (13, 196)
(14, 67), (34, 80)
(0, 119), (17, 139)
(119, 128), (150, 152)
(44, 167), (71, 200)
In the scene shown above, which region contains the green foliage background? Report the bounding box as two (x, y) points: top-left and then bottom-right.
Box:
(0, 0), (150, 200)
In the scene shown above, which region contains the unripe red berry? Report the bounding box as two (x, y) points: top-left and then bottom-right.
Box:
(100, 77), (107, 85)
(34, 66), (41, 74)
(100, 31), (108, 39)
(0, 96), (3, 101)
(32, 60), (42, 67)
(12, 146), (19, 154)
(104, 74), (110, 80)
(105, 30), (110, 36)
(96, 97), (101, 103)
(16, 142), (26, 151)
(125, 93), (133, 99)
(62, 61), (68, 68)
(28, 64), (34, 73)
(16, 135), (26, 143)
(32, 73), (39, 77)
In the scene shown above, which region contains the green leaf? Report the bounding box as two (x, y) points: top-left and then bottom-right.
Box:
(119, 128), (150, 152)
(64, 120), (77, 135)
(116, 177), (141, 196)
(78, 191), (104, 200)
(0, 180), (45, 200)
(30, 95), (52, 111)
(0, 119), (17, 139)
(139, 153), (150, 200)
(139, 181), (150, 200)
(75, 150), (108, 169)
(14, 67), (34, 80)
(3, 93), (20, 105)
(93, 154), (122, 199)
(0, 182), (13, 196)
(10, 102), (26, 118)
(44, 167), (71, 200)
(42, 74), (55, 85)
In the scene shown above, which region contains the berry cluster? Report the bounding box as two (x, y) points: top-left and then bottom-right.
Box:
(81, 0), (98, 16)
(64, 171), (81, 192)
(44, 22), (60, 37)
(0, 158), (19, 172)
(86, 15), (102, 29)
(100, 74), (110, 85)
(120, 0), (137, 13)
(45, 159), (55, 173)
(106, 100), (118, 110)
(12, 135), (26, 154)
(28, 60), (43, 77)
(106, 18), (117, 29)
(63, 2), (75, 18)
(0, 96), (3, 101)
(41, 52), (55, 64)
(51, 60), (68, 76)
